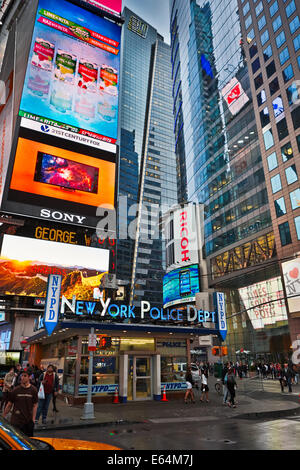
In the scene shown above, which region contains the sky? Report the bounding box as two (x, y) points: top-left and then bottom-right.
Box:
(122, 0), (171, 43)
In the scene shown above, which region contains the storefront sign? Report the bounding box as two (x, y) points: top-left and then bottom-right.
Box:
(44, 274), (62, 336)
(60, 296), (217, 325)
(215, 292), (227, 340)
(78, 384), (117, 395)
(161, 382), (187, 391)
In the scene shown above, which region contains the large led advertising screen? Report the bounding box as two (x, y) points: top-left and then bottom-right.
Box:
(19, 0), (121, 144)
(0, 234), (109, 300)
(82, 0), (122, 17)
(8, 136), (115, 210)
(163, 265), (200, 308)
(238, 277), (288, 330)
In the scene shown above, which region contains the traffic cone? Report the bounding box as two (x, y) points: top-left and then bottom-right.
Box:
(113, 387), (119, 404)
(161, 385), (168, 402)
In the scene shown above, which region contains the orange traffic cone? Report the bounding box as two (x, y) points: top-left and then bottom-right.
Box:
(113, 387), (119, 404)
(161, 385), (168, 402)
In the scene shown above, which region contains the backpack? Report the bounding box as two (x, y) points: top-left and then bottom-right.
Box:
(227, 374), (235, 385)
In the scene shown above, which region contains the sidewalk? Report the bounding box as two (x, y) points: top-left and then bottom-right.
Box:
(34, 380), (300, 432)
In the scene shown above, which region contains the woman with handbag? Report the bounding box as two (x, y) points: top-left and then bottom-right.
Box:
(35, 364), (59, 425)
(184, 367), (195, 404)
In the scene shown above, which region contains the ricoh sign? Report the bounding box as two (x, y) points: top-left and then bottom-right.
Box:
(173, 205), (200, 266)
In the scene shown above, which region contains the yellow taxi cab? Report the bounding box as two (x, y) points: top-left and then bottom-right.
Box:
(0, 417), (121, 450)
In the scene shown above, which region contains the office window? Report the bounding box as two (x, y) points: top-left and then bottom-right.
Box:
(282, 64), (294, 83)
(287, 83), (299, 105)
(290, 16), (300, 35)
(245, 14), (252, 29)
(255, 1), (263, 16)
(292, 107), (300, 130)
(295, 217), (300, 240)
(267, 151), (278, 171)
(281, 142), (294, 162)
(285, 164), (298, 185)
(279, 221), (292, 246)
(261, 29), (269, 46)
(243, 2), (250, 16)
(252, 57), (261, 74)
(269, 77), (279, 95)
(286, 0), (296, 18)
(272, 15), (282, 32)
(263, 44), (273, 61)
(290, 188), (300, 210)
(271, 173), (282, 193)
(257, 89), (267, 106)
(298, 55), (300, 70)
(275, 197), (287, 217)
(249, 43), (258, 58)
(260, 107), (270, 127)
(266, 60), (276, 78)
(277, 117), (289, 140)
(269, 1), (278, 17)
(294, 34), (300, 52)
(263, 128), (274, 150)
(247, 29), (255, 42)
(258, 15), (266, 31)
(254, 73), (263, 89)
(279, 47), (290, 65)
(276, 30), (286, 48)
(272, 96), (284, 118)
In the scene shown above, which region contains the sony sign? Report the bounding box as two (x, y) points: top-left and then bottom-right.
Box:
(40, 209), (87, 225)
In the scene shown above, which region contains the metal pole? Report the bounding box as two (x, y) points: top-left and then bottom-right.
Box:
(81, 328), (95, 420)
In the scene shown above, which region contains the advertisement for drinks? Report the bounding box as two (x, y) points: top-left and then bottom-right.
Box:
(19, 0), (121, 145)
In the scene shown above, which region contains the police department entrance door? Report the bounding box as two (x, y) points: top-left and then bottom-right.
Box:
(128, 356), (152, 401)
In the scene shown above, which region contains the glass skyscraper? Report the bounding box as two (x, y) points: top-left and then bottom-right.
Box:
(117, 8), (178, 306)
(170, 0), (291, 361)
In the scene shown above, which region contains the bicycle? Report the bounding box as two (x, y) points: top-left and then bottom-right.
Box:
(215, 379), (223, 395)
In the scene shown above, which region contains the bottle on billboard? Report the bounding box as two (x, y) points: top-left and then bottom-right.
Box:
(98, 65), (118, 122)
(75, 60), (98, 120)
(50, 50), (77, 113)
(28, 38), (55, 98)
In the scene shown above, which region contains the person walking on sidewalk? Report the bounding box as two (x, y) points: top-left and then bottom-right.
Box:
(226, 368), (237, 408)
(200, 368), (209, 403)
(0, 367), (15, 412)
(221, 362), (229, 405)
(184, 367), (195, 404)
(279, 363), (294, 393)
(3, 370), (38, 437)
(35, 364), (59, 425)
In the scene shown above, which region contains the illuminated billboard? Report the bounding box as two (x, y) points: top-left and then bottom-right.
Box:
(222, 77), (250, 116)
(1, 127), (116, 227)
(282, 257), (300, 313)
(163, 264), (200, 308)
(238, 277), (288, 330)
(19, 0), (121, 145)
(0, 234), (109, 300)
(82, 0), (122, 17)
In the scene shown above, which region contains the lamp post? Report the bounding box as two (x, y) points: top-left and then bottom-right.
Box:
(81, 327), (95, 420)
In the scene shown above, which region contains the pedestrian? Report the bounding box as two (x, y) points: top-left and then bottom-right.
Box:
(52, 366), (59, 413)
(200, 368), (209, 403)
(13, 363), (22, 388)
(0, 367), (15, 412)
(279, 363), (294, 393)
(221, 362), (229, 405)
(3, 370), (38, 437)
(226, 367), (237, 408)
(184, 367), (195, 404)
(35, 364), (59, 425)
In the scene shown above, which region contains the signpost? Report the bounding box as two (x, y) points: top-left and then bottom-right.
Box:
(81, 328), (96, 420)
(44, 275), (62, 336)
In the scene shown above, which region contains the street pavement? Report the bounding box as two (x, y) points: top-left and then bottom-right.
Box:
(34, 377), (300, 432)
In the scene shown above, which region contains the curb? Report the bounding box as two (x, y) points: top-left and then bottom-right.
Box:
(35, 419), (142, 432)
(234, 405), (300, 420)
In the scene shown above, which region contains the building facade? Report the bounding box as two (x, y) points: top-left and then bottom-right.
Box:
(238, 0), (300, 345)
(117, 8), (178, 306)
(169, 0), (295, 362)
